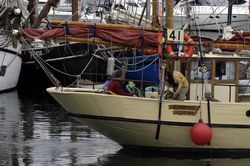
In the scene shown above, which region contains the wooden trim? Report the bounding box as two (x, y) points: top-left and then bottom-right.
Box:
(235, 60), (240, 102)
(211, 60), (215, 97)
(186, 61), (191, 100)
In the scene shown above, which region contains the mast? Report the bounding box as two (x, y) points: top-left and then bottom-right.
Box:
(227, 0), (233, 26)
(151, 0), (159, 27)
(32, 0), (60, 28)
(27, 0), (36, 25)
(138, 0), (147, 26)
(165, 0), (173, 28)
(72, 0), (78, 21)
(146, 0), (150, 20)
(165, 0), (174, 70)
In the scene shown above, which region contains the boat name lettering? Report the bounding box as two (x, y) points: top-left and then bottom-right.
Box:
(169, 105), (200, 116)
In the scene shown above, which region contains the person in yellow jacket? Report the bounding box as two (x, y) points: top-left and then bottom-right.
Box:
(165, 70), (189, 100)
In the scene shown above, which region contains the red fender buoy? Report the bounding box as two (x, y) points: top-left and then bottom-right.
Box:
(190, 122), (212, 146)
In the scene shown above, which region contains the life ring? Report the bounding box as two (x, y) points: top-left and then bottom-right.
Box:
(166, 34), (194, 62)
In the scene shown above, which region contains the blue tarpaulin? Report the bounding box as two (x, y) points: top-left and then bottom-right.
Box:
(121, 55), (160, 83)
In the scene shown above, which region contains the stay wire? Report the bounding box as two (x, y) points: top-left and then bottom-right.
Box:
(21, 37), (61, 87)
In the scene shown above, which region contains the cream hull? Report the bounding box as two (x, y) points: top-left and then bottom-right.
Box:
(47, 87), (250, 150)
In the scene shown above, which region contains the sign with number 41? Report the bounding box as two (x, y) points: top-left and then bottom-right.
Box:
(167, 29), (184, 42)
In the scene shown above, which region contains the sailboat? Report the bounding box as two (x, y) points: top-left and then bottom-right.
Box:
(22, 0), (250, 152)
(174, 0), (249, 31)
(0, 0), (26, 92)
(19, 0), (109, 88)
(42, 33), (250, 152)
(78, 0), (250, 31)
(46, 45), (250, 152)
(0, 36), (22, 92)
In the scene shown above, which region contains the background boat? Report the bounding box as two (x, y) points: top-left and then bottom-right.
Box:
(174, 0), (249, 31)
(0, 42), (22, 92)
(20, 41), (107, 88)
(19, 0), (110, 88)
(80, 0), (250, 31)
(0, 1), (26, 92)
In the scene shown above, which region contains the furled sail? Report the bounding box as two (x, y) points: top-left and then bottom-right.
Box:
(21, 21), (161, 50)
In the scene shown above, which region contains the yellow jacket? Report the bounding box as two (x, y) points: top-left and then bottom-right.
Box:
(173, 71), (189, 88)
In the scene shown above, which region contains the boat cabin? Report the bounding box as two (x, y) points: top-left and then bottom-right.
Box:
(185, 53), (250, 102)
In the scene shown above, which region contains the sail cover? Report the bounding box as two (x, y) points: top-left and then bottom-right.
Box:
(21, 25), (160, 49)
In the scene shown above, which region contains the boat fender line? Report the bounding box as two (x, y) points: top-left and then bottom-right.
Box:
(155, 64), (166, 140)
(166, 34), (194, 62)
(206, 96), (212, 128)
(206, 98), (212, 145)
(204, 91), (213, 129)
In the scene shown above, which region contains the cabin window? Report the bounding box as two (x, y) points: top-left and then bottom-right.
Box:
(191, 60), (211, 80)
(239, 61), (250, 79)
(215, 60), (235, 80)
(239, 61), (250, 94)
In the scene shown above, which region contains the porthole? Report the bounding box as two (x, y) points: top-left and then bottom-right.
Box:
(246, 110), (250, 117)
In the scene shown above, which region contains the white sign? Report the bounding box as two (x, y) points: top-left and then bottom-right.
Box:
(167, 29), (184, 42)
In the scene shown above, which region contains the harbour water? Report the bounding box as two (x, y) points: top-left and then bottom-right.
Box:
(0, 89), (120, 166)
(1, 88), (250, 166)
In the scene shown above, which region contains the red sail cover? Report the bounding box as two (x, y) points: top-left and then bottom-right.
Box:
(21, 26), (160, 49)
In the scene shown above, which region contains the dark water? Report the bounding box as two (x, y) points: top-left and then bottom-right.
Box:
(0, 89), (120, 166)
(1, 88), (250, 166)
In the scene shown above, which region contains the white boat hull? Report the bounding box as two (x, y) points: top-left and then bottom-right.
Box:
(47, 87), (250, 151)
(174, 4), (249, 30)
(174, 14), (249, 31)
(0, 47), (22, 92)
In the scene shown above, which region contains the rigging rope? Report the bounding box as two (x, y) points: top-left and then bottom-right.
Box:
(116, 55), (151, 66)
(21, 37), (61, 87)
(21, 35), (105, 88)
(23, 38), (95, 78)
(114, 55), (159, 72)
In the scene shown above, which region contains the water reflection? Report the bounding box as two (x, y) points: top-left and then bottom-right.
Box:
(0, 90), (120, 165)
(98, 149), (250, 166)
